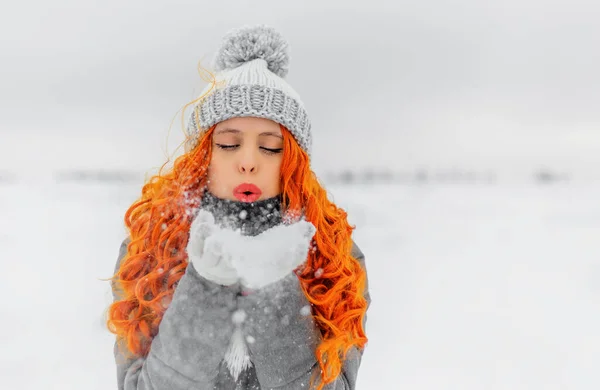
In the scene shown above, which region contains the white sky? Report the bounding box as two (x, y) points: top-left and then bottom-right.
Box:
(1, 0), (599, 177)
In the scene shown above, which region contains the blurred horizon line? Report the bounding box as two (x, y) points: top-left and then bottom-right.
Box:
(0, 166), (591, 186)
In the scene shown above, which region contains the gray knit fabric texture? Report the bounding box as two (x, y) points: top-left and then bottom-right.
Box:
(187, 84), (311, 153)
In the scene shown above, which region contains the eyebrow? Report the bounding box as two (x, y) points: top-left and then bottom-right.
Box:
(259, 131), (283, 139)
(215, 128), (283, 139)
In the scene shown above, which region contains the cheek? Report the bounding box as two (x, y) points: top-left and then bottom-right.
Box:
(208, 152), (227, 174)
(207, 156), (228, 188)
(268, 158), (283, 189)
(207, 157), (217, 179)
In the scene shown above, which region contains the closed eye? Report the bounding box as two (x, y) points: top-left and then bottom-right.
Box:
(260, 147), (283, 155)
(216, 144), (239, 150)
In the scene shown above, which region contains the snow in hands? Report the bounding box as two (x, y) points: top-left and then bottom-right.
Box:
(186, 208), (317, 289)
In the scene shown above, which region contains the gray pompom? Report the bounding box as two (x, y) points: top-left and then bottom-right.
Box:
(213, 25), (290, 78)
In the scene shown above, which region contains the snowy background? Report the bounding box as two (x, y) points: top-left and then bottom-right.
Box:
(2, 0), (600, 389)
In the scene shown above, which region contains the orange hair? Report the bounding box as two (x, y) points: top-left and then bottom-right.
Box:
(107, 123), (368, 389)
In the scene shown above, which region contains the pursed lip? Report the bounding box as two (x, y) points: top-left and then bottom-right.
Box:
(233, 183), (262, 202)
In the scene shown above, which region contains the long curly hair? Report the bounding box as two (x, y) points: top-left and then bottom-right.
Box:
(107, 121), (369, 389)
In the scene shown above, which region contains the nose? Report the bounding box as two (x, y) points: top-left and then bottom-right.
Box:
(238, 147), (258, 174)
(239, 163), (256, 173)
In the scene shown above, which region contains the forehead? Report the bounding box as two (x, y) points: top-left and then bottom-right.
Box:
(214, 117), (282, 137)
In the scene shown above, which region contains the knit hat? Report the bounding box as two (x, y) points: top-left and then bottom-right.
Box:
(185, 25), (312, 155)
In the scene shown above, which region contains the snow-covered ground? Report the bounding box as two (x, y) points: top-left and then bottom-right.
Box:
(1, 177), (599, 389)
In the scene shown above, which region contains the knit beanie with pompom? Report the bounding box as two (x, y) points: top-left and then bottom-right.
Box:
(185, 25), (312, 156)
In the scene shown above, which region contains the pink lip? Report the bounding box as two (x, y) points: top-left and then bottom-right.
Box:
(233, 183), (262, 203)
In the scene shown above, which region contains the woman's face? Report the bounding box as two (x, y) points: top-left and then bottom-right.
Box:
(207, 116), (283, 202)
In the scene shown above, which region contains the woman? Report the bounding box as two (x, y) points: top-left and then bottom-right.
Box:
(107, 25), (370, 390)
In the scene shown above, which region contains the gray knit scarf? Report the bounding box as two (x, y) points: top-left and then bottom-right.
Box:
(199, 190), (284, 237)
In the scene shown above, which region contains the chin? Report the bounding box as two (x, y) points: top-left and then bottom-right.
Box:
(205, 187), (234, 201)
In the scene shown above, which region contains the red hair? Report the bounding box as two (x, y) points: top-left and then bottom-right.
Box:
(107, 124), (368, 389)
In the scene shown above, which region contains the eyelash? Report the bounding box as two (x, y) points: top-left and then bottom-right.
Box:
(216, 144), (283, 155)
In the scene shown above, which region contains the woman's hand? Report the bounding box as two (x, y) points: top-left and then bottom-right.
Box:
(186, 209), (240, 286)
(187, 209), (316, 289)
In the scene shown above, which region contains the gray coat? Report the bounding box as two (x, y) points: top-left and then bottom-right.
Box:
(112, 239), (370, 389)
